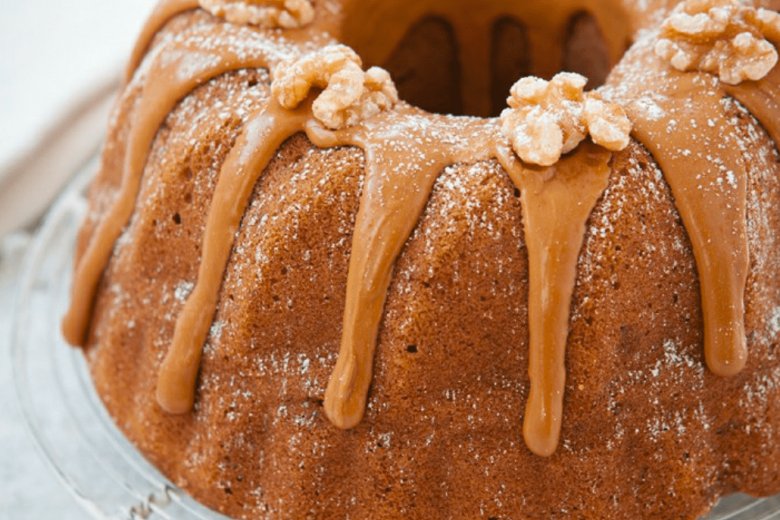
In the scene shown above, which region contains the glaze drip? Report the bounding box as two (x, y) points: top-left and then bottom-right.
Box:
(497, 141), (612, 456)
(608, 40), (752, 376)
(157, 100), (311, 413)
(62, 23), (290, 347)
(305, 109), (499, 428)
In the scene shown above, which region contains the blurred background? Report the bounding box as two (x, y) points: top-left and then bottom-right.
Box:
(0, 0), (155, 170)
(0, 1), (156, 518)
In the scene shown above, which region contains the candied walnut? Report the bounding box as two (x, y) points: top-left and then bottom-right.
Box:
(199, 0), (314, 29)
(272, 44), (398, 130)
(583, 96), (633, 152)
(654, 0), (780, 85)
(500, 73), (632, 166)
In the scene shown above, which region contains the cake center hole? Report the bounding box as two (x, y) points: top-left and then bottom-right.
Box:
(343, 7), (628, 118)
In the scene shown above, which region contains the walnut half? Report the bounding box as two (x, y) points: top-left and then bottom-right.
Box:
(654, 0), (780, 85)
(199, 0), (314, 29)
(500, 72), (632, 166)
(272, 44), (398, 130)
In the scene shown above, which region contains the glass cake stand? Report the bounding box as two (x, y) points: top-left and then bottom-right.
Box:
(10, 159), (780, 519)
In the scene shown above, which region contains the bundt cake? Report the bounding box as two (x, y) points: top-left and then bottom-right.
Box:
(62, 0), (780, 517)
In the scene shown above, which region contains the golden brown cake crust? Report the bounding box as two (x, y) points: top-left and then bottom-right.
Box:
(74, 4), (780, 519)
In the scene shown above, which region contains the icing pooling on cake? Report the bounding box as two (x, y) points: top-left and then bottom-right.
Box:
(63, 0), (780, 458)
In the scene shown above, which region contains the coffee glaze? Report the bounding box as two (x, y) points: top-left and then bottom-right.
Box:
(61, 22), (297, 347)
(64, 2), (780, 457)
(124, 0), (200, 82)
(303, 111), (500, 429)
(605, 38), (780, 377)
(496, 142), (612, 457)
(725, 64), (780, 149)
(150, 88), (611, 453)
(156, 100), (312, 413)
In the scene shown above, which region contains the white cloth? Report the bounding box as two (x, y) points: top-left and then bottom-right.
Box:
(0, 235), (81, 519)
(0, 1), (156, 518)
(0, 0), (157, 176)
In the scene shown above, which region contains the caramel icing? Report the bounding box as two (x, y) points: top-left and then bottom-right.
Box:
(497, 141), (612, 456)
(62, 23), (290, 347)
(125, 0), (200, 82)
(338, 0), (634, 117)
(157, 100), (311, 413)
(607, 40), (754, 376)
(725, 63), (780, 146)
(305, 110), (498, 428)
(64, 1), (780, 457)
